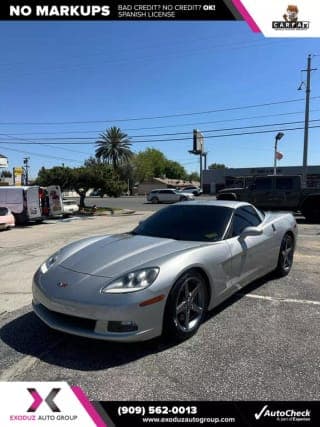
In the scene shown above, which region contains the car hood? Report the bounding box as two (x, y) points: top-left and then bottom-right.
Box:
(60, 233), (203, 278)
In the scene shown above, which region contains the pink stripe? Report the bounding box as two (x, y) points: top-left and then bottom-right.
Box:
(29, 390), (43, 412)
(71, 386), (106, 427)
(232, 0), (261, 32)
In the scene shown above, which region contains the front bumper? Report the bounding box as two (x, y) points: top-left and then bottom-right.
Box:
(32, 268), (166, 342)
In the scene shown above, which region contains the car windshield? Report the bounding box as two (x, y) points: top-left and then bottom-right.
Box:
(133, 205), (233, 241)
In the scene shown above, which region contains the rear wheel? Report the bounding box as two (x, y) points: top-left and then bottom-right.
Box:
(274, 233), (294, 277)
(163, 270), (208, 341)
(151, 197), (159, 204)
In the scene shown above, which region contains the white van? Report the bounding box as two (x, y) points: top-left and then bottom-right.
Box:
(0, 186), (42, 224)
(46, 185), (63, 217)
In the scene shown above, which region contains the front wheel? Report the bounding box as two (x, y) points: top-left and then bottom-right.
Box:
(274, 233), (294, 277)
(163, 270), (208, 341)
(151, 197), (159, 204)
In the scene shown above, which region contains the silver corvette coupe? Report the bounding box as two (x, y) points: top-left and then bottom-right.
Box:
(32, 201), (297, 342)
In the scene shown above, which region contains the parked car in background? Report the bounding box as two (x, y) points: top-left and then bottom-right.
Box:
(0, 207), (15, 231)
(217, 175), (320, 222)
(181, 186), (203, 196)
(147, 189), (194, 204)
(0, 186), (42, 224)
(62, 199), (79, 217)
(89, 189), (104, 197)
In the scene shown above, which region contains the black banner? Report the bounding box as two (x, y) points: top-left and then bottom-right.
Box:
(0, 0), (241, 20)
(95, 401), (320, 426)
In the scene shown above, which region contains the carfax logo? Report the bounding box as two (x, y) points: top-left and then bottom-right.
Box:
(254, 404), (311, 422)
(272, 5), (310, 30)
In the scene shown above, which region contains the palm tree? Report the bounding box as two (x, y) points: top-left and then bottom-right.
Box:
(95, 126), (133, 170)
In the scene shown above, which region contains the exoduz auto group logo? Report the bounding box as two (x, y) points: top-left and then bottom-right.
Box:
(272, 4), (310, 30)
(0, 382), (106, 426)
(254, 404), (311, 423)
(27, 388), (61, 413)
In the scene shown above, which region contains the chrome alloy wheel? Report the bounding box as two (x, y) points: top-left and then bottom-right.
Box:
(174, 276), (206, 333)
(280, 234), (294, 272)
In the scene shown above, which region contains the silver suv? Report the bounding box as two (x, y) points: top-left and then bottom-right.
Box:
(147, 189), (194, 204)
(181, 186), (203, 196)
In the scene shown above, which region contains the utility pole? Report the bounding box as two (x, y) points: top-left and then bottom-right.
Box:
(23, 157), (30, 185)
(301, 54), (317, 187)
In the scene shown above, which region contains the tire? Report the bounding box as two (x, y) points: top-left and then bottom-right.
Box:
(274, 233), (295, 277)
(163, 270), (208, 342)
(151, 197), (159, 204)
(180, 196), (187, 201)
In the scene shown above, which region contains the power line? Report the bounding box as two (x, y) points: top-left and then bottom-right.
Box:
(8, 108), (320, 135)
(1, 124), (320, 145)
(0, 133), (93, 157)
(1, 97), (319, 126)
(0, 145), (83, 163)
(2, 119), (320, 144)
(3, 118), (319, 141)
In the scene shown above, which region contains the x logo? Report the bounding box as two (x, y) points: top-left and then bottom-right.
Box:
(27, 388), (61, 412)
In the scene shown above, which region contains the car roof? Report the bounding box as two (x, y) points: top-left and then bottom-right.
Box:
(177, 199), (252, 209)
(151, 188), (175, 192)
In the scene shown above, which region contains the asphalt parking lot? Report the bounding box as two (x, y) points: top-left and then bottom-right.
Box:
(0, 208), (319, 401)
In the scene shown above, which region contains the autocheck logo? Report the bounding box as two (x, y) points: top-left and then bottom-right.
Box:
(272, 5), (310, 30)
(27, 388), (60, 412)
(255, 404), (311, 422)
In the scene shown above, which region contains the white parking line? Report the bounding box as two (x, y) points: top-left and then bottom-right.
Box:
(243, 293), (320, 306)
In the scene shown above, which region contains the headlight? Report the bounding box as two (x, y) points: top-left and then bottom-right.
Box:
(101, 267), (159, 294)
(40, 251), (61, 274)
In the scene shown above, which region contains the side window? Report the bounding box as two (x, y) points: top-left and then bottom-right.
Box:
(255, 177), (272, 191)
(232, 206), (261, 237)
(241, 206), (262, 226)
(275, 177), (294, 190)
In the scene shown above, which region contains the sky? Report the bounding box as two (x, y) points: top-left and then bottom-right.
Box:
(0, 21), (320, 179)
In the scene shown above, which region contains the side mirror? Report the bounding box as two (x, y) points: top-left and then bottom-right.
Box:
(240, 226), (263, 239)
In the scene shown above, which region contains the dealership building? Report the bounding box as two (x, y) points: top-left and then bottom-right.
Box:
(202, 165), (320, 194)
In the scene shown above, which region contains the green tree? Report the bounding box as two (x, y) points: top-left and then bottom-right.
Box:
(133, 148), (167, 182)
(164, 160), (187, 180)
(95, 126), (133, 170)
(71, 167), (98, 208)
(117, 162), (135, 195)
(35, 166), (73, 191)
(187, 171), (200, 182)
(1, 170), (12, 178)
(36, 164), (125, 208)
(208, 163), (226, 169)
